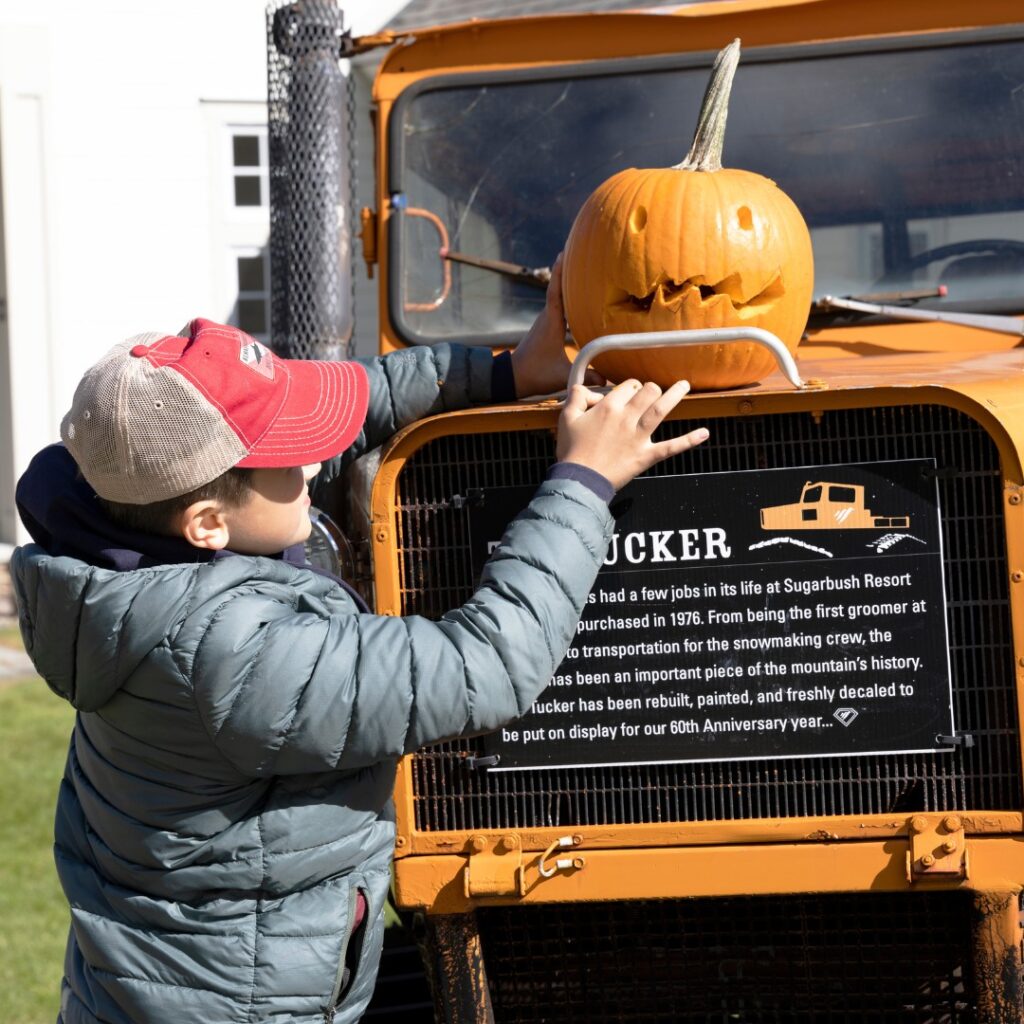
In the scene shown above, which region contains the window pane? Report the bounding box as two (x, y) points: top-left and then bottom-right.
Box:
(395, 36), (1024, 343)
(234, 175), (262, 207)
(237, 255), (265, 291)
(829, 486), (857, 503)
(233, 134), (260, 167)
(238, 298), (267, 335)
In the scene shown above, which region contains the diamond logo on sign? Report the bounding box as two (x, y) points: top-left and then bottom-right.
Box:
(833, 707), (859, 727)
(240, 341), (275, 380)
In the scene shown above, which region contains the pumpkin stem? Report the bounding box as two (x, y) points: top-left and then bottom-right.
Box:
(674, 38), (741, 173)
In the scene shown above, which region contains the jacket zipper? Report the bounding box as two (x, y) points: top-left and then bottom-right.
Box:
(324, 887), (360, 1022)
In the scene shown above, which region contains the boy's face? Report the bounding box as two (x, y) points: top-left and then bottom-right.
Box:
(219, 463), (321, 555)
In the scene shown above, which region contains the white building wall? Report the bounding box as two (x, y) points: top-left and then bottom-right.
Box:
(0, 0), (406, 544)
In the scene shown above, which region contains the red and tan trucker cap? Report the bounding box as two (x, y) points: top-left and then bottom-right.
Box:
(61, 318), (369, 504)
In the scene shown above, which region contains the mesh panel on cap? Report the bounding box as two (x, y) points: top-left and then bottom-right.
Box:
(61, 336), (248, 504)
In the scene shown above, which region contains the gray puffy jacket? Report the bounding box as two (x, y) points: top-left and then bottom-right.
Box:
(12, 343), (614, 1024)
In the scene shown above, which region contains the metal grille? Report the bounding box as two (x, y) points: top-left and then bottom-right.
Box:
(362, 926), (434, 1022)
(267, 0), (354, 360)
(398, 404), (1020, 830)
(479, 891), (977, 1022)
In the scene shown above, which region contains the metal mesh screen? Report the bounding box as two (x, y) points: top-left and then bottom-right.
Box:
(362, 927), (434, 1022)
(267, 0), (354, 360)
(397, 404), (1021, 830)
(479, 891), (978, 1022)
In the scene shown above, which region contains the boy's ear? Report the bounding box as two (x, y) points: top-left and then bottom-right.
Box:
(177, 501), (231, 551)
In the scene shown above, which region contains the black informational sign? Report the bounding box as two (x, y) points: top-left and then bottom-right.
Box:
(468, 460), (955, 771)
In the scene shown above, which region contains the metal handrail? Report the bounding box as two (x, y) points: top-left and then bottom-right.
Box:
(567, 327), (805, 390)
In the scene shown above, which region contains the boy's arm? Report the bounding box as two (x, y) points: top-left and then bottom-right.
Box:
(195, 380), (709, 776)
(194, 474), (611, 776)
(319, 256), (584, 481)
(320, 342), (495, 480)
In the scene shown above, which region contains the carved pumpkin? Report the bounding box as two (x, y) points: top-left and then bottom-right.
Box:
(562, 40), (813, 390)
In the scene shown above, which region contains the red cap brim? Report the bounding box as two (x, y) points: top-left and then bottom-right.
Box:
(235, 358), (369, 468)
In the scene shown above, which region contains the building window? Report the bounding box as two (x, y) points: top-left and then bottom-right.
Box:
(231, 129), (267, 208)
(233, 249), (269, 340)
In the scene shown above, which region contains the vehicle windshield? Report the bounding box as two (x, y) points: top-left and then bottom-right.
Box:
(391, 32), (1024, 346)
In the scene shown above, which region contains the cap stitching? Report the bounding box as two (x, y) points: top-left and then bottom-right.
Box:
(247, 362), (352, 449)
(253, 365), (352, 445)
(248, 366), (365, 453)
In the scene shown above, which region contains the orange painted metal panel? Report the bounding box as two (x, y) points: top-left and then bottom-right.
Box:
(392, 836), (1024, 914)
(374, 372), (1024, 909)
(394, 813), (1024, 860)
(372, 0), (1024, 96)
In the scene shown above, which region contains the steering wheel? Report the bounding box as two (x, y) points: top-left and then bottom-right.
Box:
(876, 238), (1024, 287)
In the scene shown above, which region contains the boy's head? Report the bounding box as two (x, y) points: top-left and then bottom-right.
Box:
(62, 319), (368, 554)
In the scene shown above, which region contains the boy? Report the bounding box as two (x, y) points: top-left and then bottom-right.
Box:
(12, 273), (708, 1024)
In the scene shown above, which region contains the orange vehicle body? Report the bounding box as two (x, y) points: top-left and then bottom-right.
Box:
(351, 0), (1024, 1018)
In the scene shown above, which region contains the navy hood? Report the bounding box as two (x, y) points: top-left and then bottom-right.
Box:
(15, 444), (314, 572)
(17, 444), (219, 570)
(15, 443), (367, 606)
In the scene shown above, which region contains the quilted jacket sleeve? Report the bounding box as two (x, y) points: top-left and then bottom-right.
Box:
(320, 343), (495, 483)
(191, 477), (613, 777)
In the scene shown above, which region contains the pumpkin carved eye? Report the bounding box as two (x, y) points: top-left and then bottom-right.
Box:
(629, 206), (648, 233)
(562, 39), (813, 391)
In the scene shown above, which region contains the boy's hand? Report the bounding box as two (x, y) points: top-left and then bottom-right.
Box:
(510, 254), (602, 397)
(557, 380), (709, 492)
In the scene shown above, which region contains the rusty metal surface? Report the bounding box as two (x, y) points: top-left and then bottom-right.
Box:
(419, 914), (495, 1024)
(972, 891), (1024, 1024)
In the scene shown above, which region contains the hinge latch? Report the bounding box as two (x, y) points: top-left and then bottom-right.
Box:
(464, 834), (525, 898)
(360, 207), (378, 277)
(906, 814), (968, 882)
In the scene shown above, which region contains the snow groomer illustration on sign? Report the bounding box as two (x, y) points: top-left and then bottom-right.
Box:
(760, 481), (911, 531)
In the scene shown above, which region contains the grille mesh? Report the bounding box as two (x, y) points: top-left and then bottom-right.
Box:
(479, 892), (977, 1022)
(396, 404), (1020, 831)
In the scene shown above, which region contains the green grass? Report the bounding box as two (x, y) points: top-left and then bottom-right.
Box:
(0, 669), (74, 1024)
(0, 622), (26, 649)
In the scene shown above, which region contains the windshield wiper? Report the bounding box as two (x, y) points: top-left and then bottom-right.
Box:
(814, 288), (1023, 337)
(442, 249), (551, 288)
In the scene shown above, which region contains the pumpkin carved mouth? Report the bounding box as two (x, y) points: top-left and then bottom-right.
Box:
(612, 272), (785, 318)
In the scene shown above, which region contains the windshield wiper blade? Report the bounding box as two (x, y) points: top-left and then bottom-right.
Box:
(442, 249), (551, 288)
(811, 287), (947, 313)
(843, 287), (948, 304)
(815, 293), (1024, 337)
